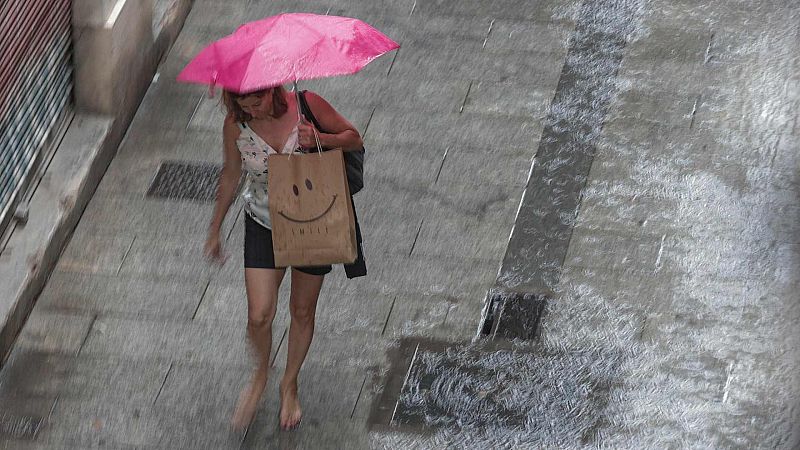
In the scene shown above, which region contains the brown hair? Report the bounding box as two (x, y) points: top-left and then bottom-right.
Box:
(222, 86), (289, 123)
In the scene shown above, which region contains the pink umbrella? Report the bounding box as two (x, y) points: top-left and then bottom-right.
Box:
(176, 13), (399, 93)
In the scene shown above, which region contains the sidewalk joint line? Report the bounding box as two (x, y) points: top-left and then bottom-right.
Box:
(77, 314), (98, 355)
(350, 374), (368, 419)
(434, 146), (450, 184)
(381, 296), (397, 336)
(116, 235), (137, 275)
(271, 327), (288, 367)
(722, 361), (735, 403)
(637, 316), (648, 340)
(153, 362), (174, 405)
(770, 134), (781, 168)
(390, 343), (420, 424)
(192, 280), (211, 321)
(689, 94), (701, 129)
(482, 19), (495, 49)
(458, 82), (473, 114)
(362, 107), (377, 139)
(408, 219), (423, 257)
(386, 48), (400, 76)
(187, 94), (204, 129)
(241, 423), (251, 448)
(704, 31), (715, 64)
(46, 394), (60, 424)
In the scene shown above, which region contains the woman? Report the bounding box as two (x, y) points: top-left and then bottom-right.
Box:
(204, 85), (363, 431)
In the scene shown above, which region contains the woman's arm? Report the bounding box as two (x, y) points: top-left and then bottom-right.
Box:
(209, 115), (243, 234)
(298, 92), (363, 152)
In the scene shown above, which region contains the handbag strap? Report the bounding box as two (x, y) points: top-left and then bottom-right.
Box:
(294, 89), (323, 155)
(297, 90), (326, 133)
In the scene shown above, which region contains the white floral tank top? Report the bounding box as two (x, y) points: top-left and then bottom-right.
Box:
(237, 121), (299, 229)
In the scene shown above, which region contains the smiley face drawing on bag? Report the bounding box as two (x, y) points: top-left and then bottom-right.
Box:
(277, 176), (338, 225)
(268, 150), (352, 241)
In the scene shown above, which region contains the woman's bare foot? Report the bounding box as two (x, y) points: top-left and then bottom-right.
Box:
(231, 367), (268, 431)
(279, 379), (302, 430)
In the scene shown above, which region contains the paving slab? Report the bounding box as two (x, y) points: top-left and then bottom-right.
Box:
(0, 441), (67, 450)
(311, 288), (395, 336)
(411, 210), (513, 261)
(410, 0), (581, 23)
(381, 291), (487, 341)
(153, 363), (254, 422)
(52, 233), (135, 277)
(626, 25), (711, 64)
(484, 19), (574, 53)
(35, 397), (243, 450)
(272, 331), (395, 371)
(304, 75), (470, 115)
(59, 356), (171, 408)
(117, 236), (220, 281)
(0, 351), (67, 445)
(367, 14), (492, 43)
(73, 194), (232, 240)
(433, 144), (534, 192)
(463, 80), (558, 119)
(37, 271), (205, 321)
(78, 317), (253, 367)
(242, 364), (369, 448)
(13, 310), (94, 356)
(389, 38), (565, 83)
(605, 88), (696, 127)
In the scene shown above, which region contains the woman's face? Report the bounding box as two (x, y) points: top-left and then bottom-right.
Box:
(237, 89), (273, 119)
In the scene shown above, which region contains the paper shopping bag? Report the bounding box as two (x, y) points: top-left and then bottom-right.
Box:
(267, 149), (358, 267)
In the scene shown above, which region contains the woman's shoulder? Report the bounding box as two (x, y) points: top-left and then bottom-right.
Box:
(223, 113), (243, 139)
(302, 90), (335, 116)
(302, 90), (327, 105)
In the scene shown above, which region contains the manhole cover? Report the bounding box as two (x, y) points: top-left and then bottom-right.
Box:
(146, 161), (222, 202)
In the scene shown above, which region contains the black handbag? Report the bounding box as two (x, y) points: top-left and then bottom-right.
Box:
(297, 90), (365, 195)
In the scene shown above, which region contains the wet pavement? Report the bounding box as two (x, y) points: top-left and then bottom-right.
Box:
(1, 0), (799, 448)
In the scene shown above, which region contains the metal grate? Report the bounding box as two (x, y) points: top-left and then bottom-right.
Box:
(146, 161), (222, 202)
(480, 288), (546, 340)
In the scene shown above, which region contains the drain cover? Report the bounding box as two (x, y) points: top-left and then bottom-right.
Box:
(370, 338), (622, 444)
(480, 288), (547, 340)
(146, 161), (222, 202)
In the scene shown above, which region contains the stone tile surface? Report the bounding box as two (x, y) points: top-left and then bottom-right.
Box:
(5, 0), (796, 448)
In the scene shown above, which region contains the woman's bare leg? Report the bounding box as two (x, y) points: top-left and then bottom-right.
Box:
(279, 268), (324, 430)
(232, 267), (285, 430)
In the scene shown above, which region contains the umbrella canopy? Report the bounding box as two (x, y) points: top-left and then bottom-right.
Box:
(176, 13), (399, 93)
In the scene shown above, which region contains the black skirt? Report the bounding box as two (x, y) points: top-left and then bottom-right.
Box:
(243, 213), (332, 276)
